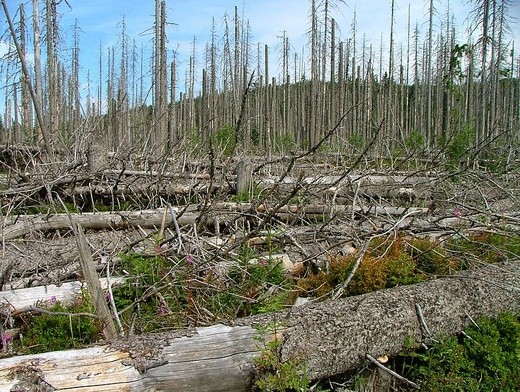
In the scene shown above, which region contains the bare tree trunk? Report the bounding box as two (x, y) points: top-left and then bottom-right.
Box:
(32, 0), (43, 145)
(425, 0), (434, 150)
(19, 3), (32, 143)
(46, 0), (59, 148)
(1, 0), (51, 155)
(153, 0), (168, 154)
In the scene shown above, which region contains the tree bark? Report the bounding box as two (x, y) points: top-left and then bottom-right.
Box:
(0, 260), (519, 391)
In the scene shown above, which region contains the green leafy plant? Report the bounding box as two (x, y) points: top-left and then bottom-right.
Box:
(274, 132), (296, 153)
(405, 130), (425, 152)
(214, 124), (236, 156)
(446, 232), (520, 268)
(445, 125), (475, 167)
(253, 322), (310, 392)
(111, 253), (191, 332)
(349, 133), (365, 151)
(402, 313), (520, 391)
(232, 181), (265, 202)
(20, 298), (102, 354)
(187, 128), (203, 154)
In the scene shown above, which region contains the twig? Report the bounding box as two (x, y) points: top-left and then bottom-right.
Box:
(165, 202), (183, 252)
(105, 255), (124, 336)
(351, 181), (361, 221)
(465, 311), (480, 329)
(366, 353), (421, 390)
(332, 238), (371, 300)
(415, 303), (431, 337)
(332, 208), (424, 301)
(460, 330), (476, 343)
(234, 72), (255, 145)
(12, 306), (99, 319)
(415, 303), (438, 343)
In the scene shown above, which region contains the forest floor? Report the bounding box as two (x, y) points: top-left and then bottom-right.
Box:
(1, 149), (519, 390)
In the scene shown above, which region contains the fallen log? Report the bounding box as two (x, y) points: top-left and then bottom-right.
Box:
(0, 260), (518, 391)
(2, 205), (430, 241)
(0, 278), (127, 312)
(102, 169), (213, 180)
(1, 209), (198, 241)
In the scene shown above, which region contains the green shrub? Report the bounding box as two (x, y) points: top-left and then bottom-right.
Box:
(404, 313), (520, 391)
(445, 125), (475, 166)
(274, 132), (296, 153)
(405, 130), (425, 151)
(254, 323), (310, 392)
(408, 237), (457, 275)
(214, 124), (236, 156)
(21, 299), (102, 354)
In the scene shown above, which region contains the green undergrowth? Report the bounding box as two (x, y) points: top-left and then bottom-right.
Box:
(18, 295), (102, 354)
(110, 241), (293, 334)
(337, 312), (520, 392)
(5, 229), (519, 389)
(253, 322), (311, 392)
(400, 312), (520, 391)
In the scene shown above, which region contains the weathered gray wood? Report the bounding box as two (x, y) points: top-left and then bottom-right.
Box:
(0, 261), (518, 391)
(74, 222), (117, 340)
(0, 278), (126, 312)
(279, 261), (520, 380)
(1, 209), (198, 241)
(0, 324), (259, 392)
(236, 158), (253, 196)
(1, 205), (428, 241)
(102, 169), (212, 179)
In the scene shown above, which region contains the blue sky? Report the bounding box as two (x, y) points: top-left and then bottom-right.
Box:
(50, 0), (519, 66)
(1, 0), (519, 110)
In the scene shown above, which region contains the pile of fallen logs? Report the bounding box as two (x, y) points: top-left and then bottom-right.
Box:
(0, 153), (519, 391)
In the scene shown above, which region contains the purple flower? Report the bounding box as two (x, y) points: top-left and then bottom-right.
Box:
(259, 258), (268, 266)
(48, 295), (57, 305)
(185, 254), (194, 264)
(454, 207), (463, 219)
(157, 305), (169, 315)
(1, 333), (11, 346)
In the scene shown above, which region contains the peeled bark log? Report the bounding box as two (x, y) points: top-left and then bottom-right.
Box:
(0, 260), (519, 391)
(0, 278), (126, 312)
(0, 324), (258, 392)
(2, 205), (429, 241)
(1, 209), (198, 241)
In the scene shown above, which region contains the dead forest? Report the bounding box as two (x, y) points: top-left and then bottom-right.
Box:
(0, 0), (520, 391)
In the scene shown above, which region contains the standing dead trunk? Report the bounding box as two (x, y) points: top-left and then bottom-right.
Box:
(74, 222), (118, 340)
(1, 0), (52, 155)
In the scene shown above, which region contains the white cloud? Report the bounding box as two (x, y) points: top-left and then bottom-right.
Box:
(0, 40), (13, 59)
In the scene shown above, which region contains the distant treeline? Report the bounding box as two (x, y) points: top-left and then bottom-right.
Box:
(1, 0), (518, 162)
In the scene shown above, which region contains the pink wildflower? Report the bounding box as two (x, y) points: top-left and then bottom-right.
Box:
(157, 305), (169, 315)
(1, 333), (12, 348)
(454, 207), (463, 219)
(185, 254), (194, 264)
